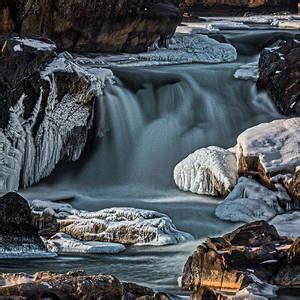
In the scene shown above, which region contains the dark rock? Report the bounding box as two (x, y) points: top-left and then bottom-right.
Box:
(0, 270), (170, 299)
(0, 0), (181, 53)
(32, 211), (59, 238)
(182, 221), (298, 299)
(257, 39), (300, 116)
(0, 192), (47, 257)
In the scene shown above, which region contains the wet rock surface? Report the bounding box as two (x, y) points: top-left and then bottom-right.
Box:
(0, 0), (181, 53)
(0, 270), (170, 299)
(182, 221), (299, 299)
(0, 193), (50, 258)
(258, 39), (300, 117)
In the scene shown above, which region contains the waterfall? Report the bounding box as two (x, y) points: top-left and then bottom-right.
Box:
(71, 62), (281, 190)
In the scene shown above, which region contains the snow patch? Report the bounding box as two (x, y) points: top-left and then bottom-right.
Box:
(12, 38), (56, 51)
(174, 146), (238, 197)
(215, 177), (291, 223)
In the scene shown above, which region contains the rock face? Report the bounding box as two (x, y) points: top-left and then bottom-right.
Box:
(0, 270), (167, 299)
(0, 192), (51, 258)
(258, 39), (300, 117)
(0, 0), (181, 53)
(174, 146), (238, 197)
(0, 37), (113, 193)
(182, 221), (298, 299)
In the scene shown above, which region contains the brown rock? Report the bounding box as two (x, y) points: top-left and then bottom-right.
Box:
(0, 271), (169, 300)
(0, 0), (181, 53)
(182, 221), (297, 298)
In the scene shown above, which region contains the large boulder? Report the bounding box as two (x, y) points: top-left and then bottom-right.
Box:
(0, 37), (113, 193)
(258, 39), (300, 116)
(182, 221), (298, 299)
(0, 192), (52, 258)
(0, 0), (181, 53)
(174, 146), (238, 197)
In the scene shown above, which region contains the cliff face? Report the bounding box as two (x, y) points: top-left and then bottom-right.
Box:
(0, 0), (181, 53)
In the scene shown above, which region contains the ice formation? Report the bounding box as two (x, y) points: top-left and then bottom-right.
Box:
(0, 51), (114, 194)
(215, 177), (291, 223)
(45, 232), (126, 254)
(137, 33), (237, 64)
(234, 62), (259, 81)
(59, 207), (193, 246)
(270, 211), (300, 238)
(174, 146), (238, 196)
(236, 118), (300, 175)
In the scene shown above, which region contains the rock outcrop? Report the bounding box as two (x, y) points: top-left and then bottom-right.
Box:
(0, 0), (181, 53)
(182, 221), (299, 299)
(174, 146), (238, 197)
(0, 192), (52, 258)
(0, 37), (113, 194)
(0, 270), (169, 299)
(258, 39), (300, 117)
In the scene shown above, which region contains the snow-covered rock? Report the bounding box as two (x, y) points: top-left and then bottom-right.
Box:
(174, 146), (238, 197)
(237, 118), (300, 177)
(45, 233), (125, 254)
(59, 207), (193, 246)
(32, 200), (193, 247)
(270, 211), (300, 238)
(215, 177), (291, 223)
(234, 61), (259, 81)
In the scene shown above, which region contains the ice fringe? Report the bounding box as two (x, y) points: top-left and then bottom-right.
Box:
(174, 146), (238, 197)
(215, 177), (291, 223)
(0, 52), (114, 194)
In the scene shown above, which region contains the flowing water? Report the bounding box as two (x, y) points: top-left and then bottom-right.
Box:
(1, 29), (299, 298)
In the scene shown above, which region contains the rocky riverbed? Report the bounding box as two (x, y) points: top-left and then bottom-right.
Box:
(1, 1), (300, 299)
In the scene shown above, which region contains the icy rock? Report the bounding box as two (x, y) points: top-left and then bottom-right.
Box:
(58, 207), (193, 246)
(215, 177), (291, 223)
(137, 33), (237, 64)
(270, 211), (300, 238)
(234, 61), (259, 81)
(237, 118), (300, 178)
(45, 232), (125, 254)
(0, 37), (114, 193)
(174, 146), (238, 197)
